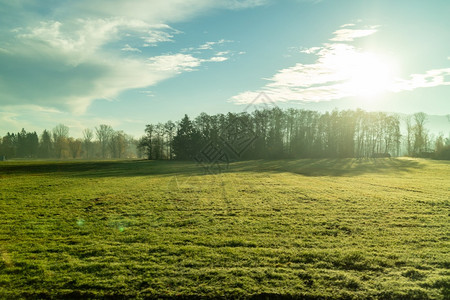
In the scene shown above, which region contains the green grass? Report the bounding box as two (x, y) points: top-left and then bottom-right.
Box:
(0, 158), (449, 299)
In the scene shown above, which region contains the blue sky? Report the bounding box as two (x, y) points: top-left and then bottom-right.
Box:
(1, 0), (449, 138)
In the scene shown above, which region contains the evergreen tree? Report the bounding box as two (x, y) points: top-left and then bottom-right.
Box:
(172, 114), (202, 160)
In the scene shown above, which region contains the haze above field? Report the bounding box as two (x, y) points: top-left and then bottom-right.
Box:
(1, 0), (449, 137)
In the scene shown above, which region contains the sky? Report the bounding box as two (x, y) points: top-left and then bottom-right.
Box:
(1, 0), (449, 138)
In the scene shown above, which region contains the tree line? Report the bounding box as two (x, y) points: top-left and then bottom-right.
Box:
(2, 109), (448, 161)
(138, 108), (450, 161)
(0, 124), (138, 160)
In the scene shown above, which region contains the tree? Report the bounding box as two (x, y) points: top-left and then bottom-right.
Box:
(16, 129), (27, 158)
(39, 130), (53, 158)
(435, 134), (445, 153)
(140, 109), (440, 161)
(172, 114), (202, 160)
(405, 116), (413, 156)
(153, 123), (165, 160)
(139, 124), (154, 160)
(96, 124), (113, 158)
(53, 124), (69, 159)
(434, 133), (450, 160)
(68, 138), (82, 159)
(164, 121), (176, 160)
(14, 129), (39, 158)
(82, 128), (94, 159)
(1, 133), (16, 159)
(109, 131), (127, 159)
(27, 131), (39, 158)
(413, 112), (427, 155)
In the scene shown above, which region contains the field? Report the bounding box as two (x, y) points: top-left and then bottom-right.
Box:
(0, 158), (449, 299)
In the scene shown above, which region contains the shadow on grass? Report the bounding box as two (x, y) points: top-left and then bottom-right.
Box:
(0, 160), (205, 178)
(0, 158), (424, 178)
(229, 158), (424, 177)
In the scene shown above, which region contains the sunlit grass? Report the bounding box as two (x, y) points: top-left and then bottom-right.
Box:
(0, 158), (449, 298)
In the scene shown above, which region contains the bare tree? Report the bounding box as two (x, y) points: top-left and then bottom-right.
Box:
(413, 112), (427, 155)
(96, 124), (113, 158)
(405, 116), (413, 156)
(82, 128), (94, 159)
(109, 131), (127, 158)
(68, 138), (82, 159)
(164, 121), (176, 160)
(52, 124), (69, 158)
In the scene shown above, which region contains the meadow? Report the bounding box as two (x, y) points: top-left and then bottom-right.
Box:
(0, 158), (449, 299)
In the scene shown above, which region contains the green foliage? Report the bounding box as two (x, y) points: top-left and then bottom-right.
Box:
(172, 114), (203, 160)
(145, 109), (404, 160)
(1, 124), (138, 160)
(0, 158), (449, 298)
(434, 145), (450, 160)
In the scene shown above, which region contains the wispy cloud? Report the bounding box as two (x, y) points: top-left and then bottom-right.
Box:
(148, 53), (230, 72)
(231, 23), (450, 105)
(208, 56), (229, 62)
(198, 42), (216, 50)
(392, 69), (450, 91)
(142, 24), (181, 46)
(198, 39), (232, 50)
(299, 47), (321, 54)
(330, 25), (379, 42)
(121, 44), (142, 52)
(340, 23), (356, 28)
(148, 53), (203, 73)
(139, 90), (155, 98)
(0, 0), (255, 114)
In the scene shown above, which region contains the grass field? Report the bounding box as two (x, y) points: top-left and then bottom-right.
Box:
(0, 158), (449, 299)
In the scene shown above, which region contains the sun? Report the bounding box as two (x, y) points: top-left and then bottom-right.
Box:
(344, 53), (396, 99)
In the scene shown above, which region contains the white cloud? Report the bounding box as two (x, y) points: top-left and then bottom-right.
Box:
(0, 17), (177, 113)
(208, 56), (228, 62)
(198, 39), (232, 50)
(0, 111), (22, 132)
(299, 46), (321, 54)
(0, 0), (250, 114)
(16, 18), (153, 65)
(330, 26), (379, 42)
(231, 23), (450, 105)
(121, 44), (141, 52)
(141, 24), (181, 46)
(0, 47), (11, 54)
(198, 41), (216, 50)
(140, 90), (155, 97)
(216, 51), (230, 56)
(67, 0), (268, 24)
(391, 69), (450, 92)
(225, 0), (270, 9)
(232, 42), (366, 104)
(148, 53), (229, 71)
(147, 53), (203, 73)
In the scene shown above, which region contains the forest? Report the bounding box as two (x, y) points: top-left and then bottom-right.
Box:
(138, 108), (450, 161)
(0, 124), (138, 160)
(1, 108), (449, 161)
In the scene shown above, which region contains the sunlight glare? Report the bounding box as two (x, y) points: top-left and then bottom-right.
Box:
(344, 53), (396, 99)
